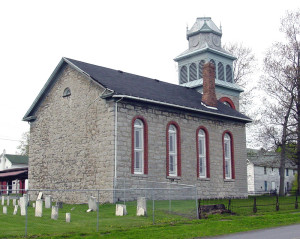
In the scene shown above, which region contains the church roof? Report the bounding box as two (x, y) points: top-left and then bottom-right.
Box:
(23, 58), (251, 123)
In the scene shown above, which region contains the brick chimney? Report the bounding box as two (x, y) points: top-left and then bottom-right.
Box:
(202, 62), (217, 107)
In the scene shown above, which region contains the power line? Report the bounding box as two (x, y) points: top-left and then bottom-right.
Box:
(0, 137), (19, 142)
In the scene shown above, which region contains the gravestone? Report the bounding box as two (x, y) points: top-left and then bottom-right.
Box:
(20, 197), (27, 216)
(32, 203), (36, 208)
(13, 205), (18, 215)
(115, 204), (127, 216)
(56, 201), (63, 209)
(66, 213), (71, 223)
(3, 206), (7, 214)
(13, 199), (16, 206)
(45, 196), (52, 209)
(35, 199), (43, 217)
(51, 206), (58, 220)
(37, 192), (43, 200)
(1, 196), (5, 205)
(136, 197), (147, 216)
(88, 196), (97, 212)
(6, 196), (10, 206)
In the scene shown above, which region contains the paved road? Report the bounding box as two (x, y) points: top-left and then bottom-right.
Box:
(207, 224), (300, 239)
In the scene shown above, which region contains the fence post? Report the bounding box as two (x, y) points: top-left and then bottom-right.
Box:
(295, 195), (298, 209)
(198, 198), (201, 219)
(168, 182), (171, 213)
(253, 197), (257, 213)
(25, 191), (29, 237)
(97, 190), (100, 232)
(123, 178), (126, 205)
(228, 199), (232, 212)
(195, 186), (199, 219)
(152, 189), (155, 225)
(276, 195), (279, 211)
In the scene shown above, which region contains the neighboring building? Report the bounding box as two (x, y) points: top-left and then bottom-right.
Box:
(247, 149), (297, 195)
(0, 150), (28, 194)
(23, 17), (251, 203)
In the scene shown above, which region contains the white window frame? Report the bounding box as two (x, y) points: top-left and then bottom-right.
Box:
(169, 125), (177, 176)
(224, 133), (232, 179)
(198, 129), (207, 178)
(134, 119), (144, 174)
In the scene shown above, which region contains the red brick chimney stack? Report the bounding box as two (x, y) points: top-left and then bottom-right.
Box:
(202, 62), (217, 107)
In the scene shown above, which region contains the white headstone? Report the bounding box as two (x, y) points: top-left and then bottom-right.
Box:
(66, 213), (71, 223)
(20, 197), (27, 216)
(3, 206), (7, 214)
(32, 203), (36, 208)
(6, 196), (10, 206)
(51, 206), (58, 220)
(35, 199), (43, 217)
(13, 199), (16, 206)
(88, 196), (98, 211)
(13, 205), (18, 215)
(115, 204), (127, 216)
(137, 197), (147, 216)
(45, 196), (52, 209)
(1, 196), (5, 205)
(37, 192), (43, 200)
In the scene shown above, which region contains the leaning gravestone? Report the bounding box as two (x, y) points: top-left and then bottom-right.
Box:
(51, 206), (58, 220)
(88, 196), (98, 212)
(35, 199), (43, 217)
(3, 206), (7, 214)
(45, 195), (52, 209)
(136, 197), (147, 216)
(20, 197), (27, 216)
(6, 196), (10, 206)
(66, 213), (71, 223)
(13, 205), (18, 215)
(115, 204), (127, 216)
(1, 196), (5, 206)
(37, 192), (43, 200)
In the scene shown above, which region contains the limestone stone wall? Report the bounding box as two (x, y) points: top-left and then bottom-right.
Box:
(115, 100), (248, 200)
(29, 65), (115, 203)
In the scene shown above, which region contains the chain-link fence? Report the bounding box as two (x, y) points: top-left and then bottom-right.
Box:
(0, 180), (198, 237)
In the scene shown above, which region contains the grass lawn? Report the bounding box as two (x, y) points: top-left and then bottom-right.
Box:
(1, 196), (300, 238)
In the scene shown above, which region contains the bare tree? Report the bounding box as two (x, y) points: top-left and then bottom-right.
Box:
(16, 131), (29, 156)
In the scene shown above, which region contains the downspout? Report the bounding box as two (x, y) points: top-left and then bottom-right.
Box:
(114, 97), (123, 201)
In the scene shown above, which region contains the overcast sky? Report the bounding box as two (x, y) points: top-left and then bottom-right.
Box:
(0, 0), (299, 154)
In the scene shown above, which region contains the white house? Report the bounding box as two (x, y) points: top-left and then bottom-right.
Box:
(247, 149), (296, 195)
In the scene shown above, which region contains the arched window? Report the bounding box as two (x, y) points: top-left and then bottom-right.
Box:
(210, 59), (216, 77)
(219, 97), (236, 110)
(132, 116), (148, 174)
(166, 122), (181, 177)
(63, 87), (71, 97)
(226, 65), (233, 83)
(189, 63), (197, 82)
(180, 66), (188, 84)
(218, 62), (224, 81)
(196, 127), (210, 178)
(198, 60), (205, 79)
(223, 131), (235, 179)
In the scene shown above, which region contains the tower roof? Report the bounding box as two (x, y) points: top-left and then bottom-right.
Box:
(187, 17), (222, 39)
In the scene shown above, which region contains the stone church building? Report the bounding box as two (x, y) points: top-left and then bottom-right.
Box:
(23, 17), (251, 203)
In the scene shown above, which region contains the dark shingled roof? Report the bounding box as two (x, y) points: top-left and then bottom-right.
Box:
(65, 58), (251, 123)
(5, 154), (28, 165)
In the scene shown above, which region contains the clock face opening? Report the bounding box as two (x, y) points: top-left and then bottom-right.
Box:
(213, 35), (221, 47)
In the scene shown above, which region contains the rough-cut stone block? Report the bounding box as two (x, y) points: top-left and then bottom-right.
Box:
(13, 205), (18, 215)
(35, 199), (43, 217)
(115, 204), (127, 216)
(136, 197), (147, 216)
(3, 206), (7, 214)
(45, 196), (52, 209)
(88, 196), (98, 211)
(1, 196), (4, 205)
(20, 197), (27, 216)
(51, 206), (58, 220)
(66, 213), (71, 223)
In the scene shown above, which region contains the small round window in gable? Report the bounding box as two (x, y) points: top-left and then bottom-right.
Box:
(63, 87), (71, 97)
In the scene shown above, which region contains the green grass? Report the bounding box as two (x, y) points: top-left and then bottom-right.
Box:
(1, 196), (300, 238)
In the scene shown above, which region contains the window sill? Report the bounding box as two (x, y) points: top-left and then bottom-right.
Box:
(224, 179), (235, 182)
(198, 177), (210, 181)
(166, 176), (181, 181)
(131, 173), (148, 178)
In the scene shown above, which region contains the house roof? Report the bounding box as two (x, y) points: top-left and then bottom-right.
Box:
(247, 149), (297, 169)
(5, 154), (28, 165)
(23, 57), (251, 123)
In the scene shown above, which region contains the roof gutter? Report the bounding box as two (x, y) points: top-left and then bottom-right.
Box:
(112, 95), (252, 123)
